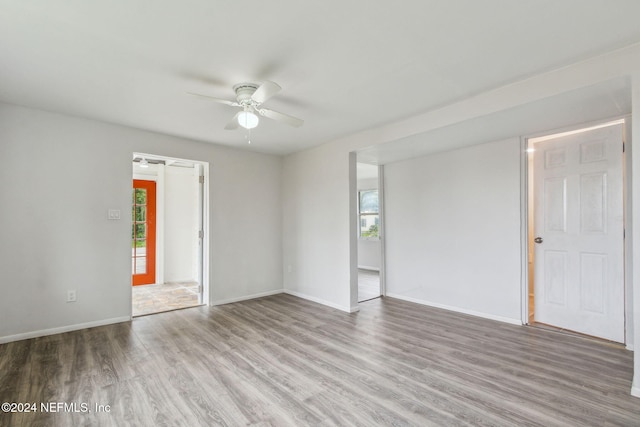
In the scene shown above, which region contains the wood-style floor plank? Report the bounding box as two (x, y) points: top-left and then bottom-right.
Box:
(0, 294), (639, 426)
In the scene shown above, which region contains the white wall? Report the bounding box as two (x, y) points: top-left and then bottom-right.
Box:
(384, 138), (522, 323)
(357, 177), (378, 189)
(281, 47), (640, 399)
(358, 240), (380, 271)
(0, 103), (283, 342)
(282, 142), (353, 311)
(164, 165), (198, 283)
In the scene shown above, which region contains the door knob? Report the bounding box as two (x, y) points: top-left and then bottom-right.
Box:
(534, 237), (543, 244)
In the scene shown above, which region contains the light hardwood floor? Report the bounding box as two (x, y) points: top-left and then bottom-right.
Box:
(358, 268), (380, 302)
(0, 294), (638, 426)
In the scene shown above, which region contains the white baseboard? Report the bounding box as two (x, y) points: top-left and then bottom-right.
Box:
(386, 293), (522, 326)
(163, 279), (198, 284)
(0, 316), (131, 344)
(357, 265), (380, 272)
(211, 289), (284, 306)
(284, 290), (354, 313)
(631, 383), (640, 398)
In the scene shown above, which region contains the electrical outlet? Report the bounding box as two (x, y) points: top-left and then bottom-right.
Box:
(67, 290), (77, 303)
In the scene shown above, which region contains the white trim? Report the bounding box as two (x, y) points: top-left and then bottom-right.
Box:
(627, 344), (635, 351)
(201, 162), (210, 306)
(386, 293), (522, 326)
(349, 152), (359, 311)
(163, 280), (201, 285)
(378, 165), (387, 297)
(631, 73), (640, 399)
(357, 265), (379, 271)
(623, 115), (634, 349)
(520, 136), (530, 325)
(211, 289), (283, 306)
(284, 290), (355, 313)
(632, 384), (640, 398)
(213, 288), (360, 313)
(156, 164), (165, 285)
(0, 316), (131, 344)
(132, 152), (210, 312)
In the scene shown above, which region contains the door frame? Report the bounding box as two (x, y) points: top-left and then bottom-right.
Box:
(349, 155), (387, 309)
(378, 164), (387, 298)
(132, 152), (210, 308)
(520, 116), (631, 347)
(354, 163), (385, 303)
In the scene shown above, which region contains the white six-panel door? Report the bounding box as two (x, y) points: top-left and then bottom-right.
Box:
(533, 124), (624, 343)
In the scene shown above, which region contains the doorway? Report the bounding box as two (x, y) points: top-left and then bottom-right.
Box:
(131, 154), (209, 316)
(357, 162), (382, 302)
(527, 120), (625, 343)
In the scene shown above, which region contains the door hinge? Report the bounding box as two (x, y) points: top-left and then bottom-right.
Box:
(199, 175), (204, 184)
(198, 230), (204, 239)
(623, 142), (625, 153)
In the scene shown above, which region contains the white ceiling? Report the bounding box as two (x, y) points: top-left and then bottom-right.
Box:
(2, 1), (640, 156)
(358, 77), (632, 164)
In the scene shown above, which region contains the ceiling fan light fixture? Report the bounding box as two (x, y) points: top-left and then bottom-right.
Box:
(237, 111), (259, 129)
(189, 81), (303, 131)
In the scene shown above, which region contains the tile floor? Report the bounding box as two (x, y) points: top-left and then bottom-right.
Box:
(133, 271), (379, 316)
(132, 281), (201, 316)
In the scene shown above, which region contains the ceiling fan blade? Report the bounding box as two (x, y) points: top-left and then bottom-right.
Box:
(258, 108), (304, 127)
(251, 81), (281, 104)
(187, 92), (239, 107)
(224, 112), (241, 130)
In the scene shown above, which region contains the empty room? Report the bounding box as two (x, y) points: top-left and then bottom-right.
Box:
(2, 1), (640, 426)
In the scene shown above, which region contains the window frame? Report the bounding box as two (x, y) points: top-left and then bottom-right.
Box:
(358, 188), (379, 240)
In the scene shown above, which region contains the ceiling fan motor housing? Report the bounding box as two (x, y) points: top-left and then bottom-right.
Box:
(233, 83), (259, 105)
(188, 80), (303, 129)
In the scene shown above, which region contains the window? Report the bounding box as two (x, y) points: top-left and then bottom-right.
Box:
(358, 189), (379, 238)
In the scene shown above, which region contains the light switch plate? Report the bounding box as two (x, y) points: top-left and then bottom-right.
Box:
(108, 209), (121, 220)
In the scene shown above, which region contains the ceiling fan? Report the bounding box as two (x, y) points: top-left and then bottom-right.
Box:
(188, 81), (304, 130)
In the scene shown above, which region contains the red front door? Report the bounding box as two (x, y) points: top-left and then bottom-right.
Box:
(132, 180), (156, 286)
